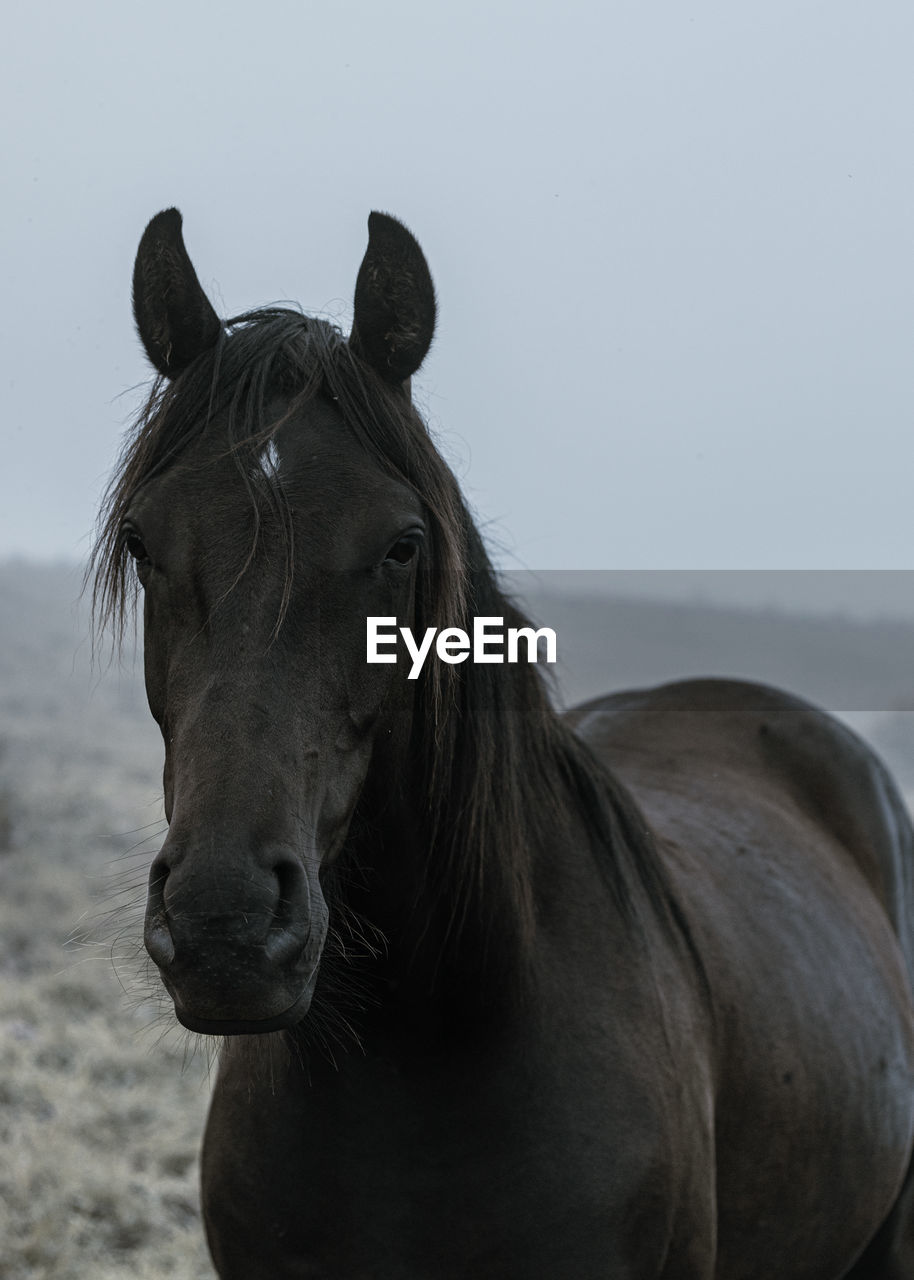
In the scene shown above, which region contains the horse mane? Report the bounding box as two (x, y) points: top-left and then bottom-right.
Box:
(90, 308), (689, 1006)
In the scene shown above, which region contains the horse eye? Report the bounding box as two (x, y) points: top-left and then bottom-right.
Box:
(384, 535), (420, 567)
(124, 531), (150, 563)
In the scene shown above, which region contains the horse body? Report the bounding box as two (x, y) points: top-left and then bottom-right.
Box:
(93, 209), (914, 1277)
(201, 729), (713, 1280)
(574, 680), (914, 1277)
(201, 681), (914, 1279)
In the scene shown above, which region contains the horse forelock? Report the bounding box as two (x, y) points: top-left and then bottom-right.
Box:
(88, 307), (467, 655)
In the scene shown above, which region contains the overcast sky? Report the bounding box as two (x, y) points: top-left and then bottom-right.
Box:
(3, 1), (913, 587)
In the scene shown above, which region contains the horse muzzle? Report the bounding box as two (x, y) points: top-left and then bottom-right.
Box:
(143, 842), (328, 1035)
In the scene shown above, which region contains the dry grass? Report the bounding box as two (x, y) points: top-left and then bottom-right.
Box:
(0, 563), (213, 1278)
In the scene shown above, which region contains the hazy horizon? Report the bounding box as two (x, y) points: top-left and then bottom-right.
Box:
(9, 555), (914, 628)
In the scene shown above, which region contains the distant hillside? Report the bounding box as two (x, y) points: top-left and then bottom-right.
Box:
(510, 585), (914, 713)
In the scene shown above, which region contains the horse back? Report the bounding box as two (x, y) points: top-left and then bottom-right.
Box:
(567, 676), (914, 978)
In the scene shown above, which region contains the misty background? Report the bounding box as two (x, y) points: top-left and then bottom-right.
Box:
(2, 1), (914, 591)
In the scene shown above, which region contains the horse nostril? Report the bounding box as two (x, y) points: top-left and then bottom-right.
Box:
(144, 857), (175, 968)
(264, 858), (310, 965)
(146, 919), (176, 968)
(273, 858), (305, 913)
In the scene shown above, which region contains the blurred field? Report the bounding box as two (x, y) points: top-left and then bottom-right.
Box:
(0, 562), (213, 1278)
(2, 561), (914, 1277)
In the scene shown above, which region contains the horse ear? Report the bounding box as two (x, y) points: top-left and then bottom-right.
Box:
(132, 209), (221, 378)
(350, 212), (436, 385)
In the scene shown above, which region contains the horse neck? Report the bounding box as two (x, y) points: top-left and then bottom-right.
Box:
(345, 577), (624, 1024)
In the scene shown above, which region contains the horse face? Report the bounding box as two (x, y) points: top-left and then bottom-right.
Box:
(124, 209), (437, 1034)
(131, 396), (426, 1033)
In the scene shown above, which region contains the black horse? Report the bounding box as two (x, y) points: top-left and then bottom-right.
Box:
(93, 209), (914, 1278)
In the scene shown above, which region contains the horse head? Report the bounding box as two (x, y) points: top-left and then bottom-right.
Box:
(116, 209), (450, 1034)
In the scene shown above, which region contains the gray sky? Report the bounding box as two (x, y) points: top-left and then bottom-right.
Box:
(3, 0), (914, 581)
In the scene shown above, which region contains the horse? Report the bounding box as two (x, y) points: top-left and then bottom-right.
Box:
(91, 207), (914, 1278)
